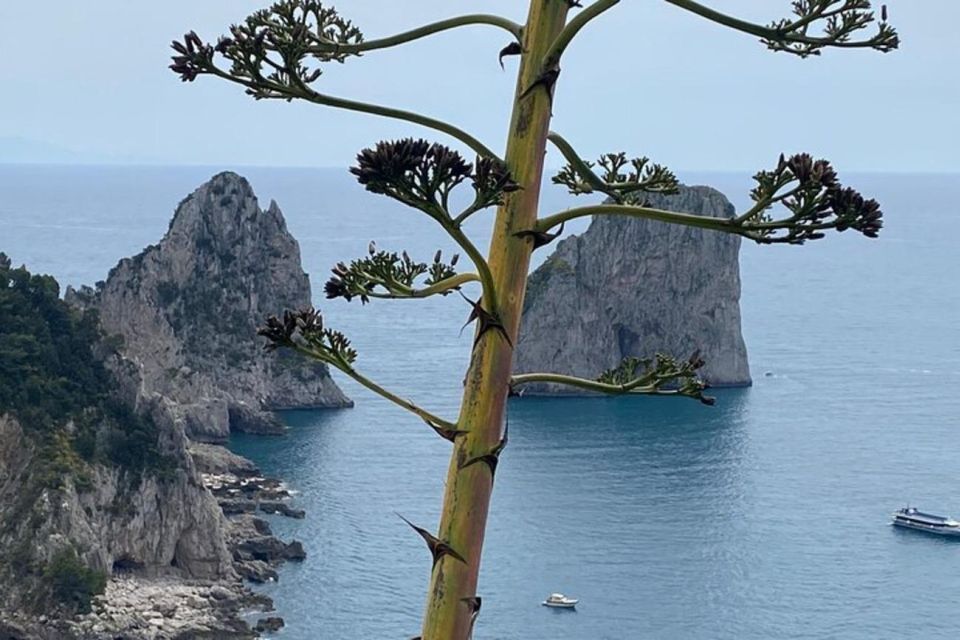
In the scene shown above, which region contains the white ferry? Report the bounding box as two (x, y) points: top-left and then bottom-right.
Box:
(891, 507), (960, 536)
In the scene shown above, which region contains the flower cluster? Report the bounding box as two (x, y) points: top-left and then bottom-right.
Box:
(258, 308), (357, 368)
(351, 139), (518, 223)
(553, 152), (678, 204)
(170, 1), (363, 97)
(744, 153), (882, 244)
(324, 244), (462, 303)
(597, 352), (714, 405)
(763, 0), (898, 57)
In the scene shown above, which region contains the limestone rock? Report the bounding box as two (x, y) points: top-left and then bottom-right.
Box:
(0, 414), (234, 589)
(188, 443), (261, 477)
(254, 617), (285, 633)
(516, 185), (751, 391)
(66, 171), (351, 443)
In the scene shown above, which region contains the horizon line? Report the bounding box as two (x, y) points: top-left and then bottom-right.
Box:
(2, 161), (958, 177)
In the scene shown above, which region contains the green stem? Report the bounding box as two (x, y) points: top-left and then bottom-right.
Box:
(292, 84), (502, 161)
(510, 372), (682, 396)
(542, 0), (621, 69)
(306, 14), (522, 55)
(663, 0), (885, 49)
(207, 66), (501, 160)
(546, 131), (607, 192)
(421, 2), (572, 636)
(294, 345), (456, 430)
(367, 272), (481, 299)
(445, 225), (498, 309)
(536, 203), (737, 235)
(734, 183), (803, 224)
(346, 368), (457, 430)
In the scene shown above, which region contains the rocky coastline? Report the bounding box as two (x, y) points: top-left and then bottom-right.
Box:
(1, 173), (350, 638)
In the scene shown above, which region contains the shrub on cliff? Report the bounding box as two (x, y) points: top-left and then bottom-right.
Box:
(0, 253), (167, 476)
(43, 548), (107, 614)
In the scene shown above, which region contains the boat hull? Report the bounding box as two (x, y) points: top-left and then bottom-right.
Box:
(542, 601), (578, 609)
(892, 520), (960, 536)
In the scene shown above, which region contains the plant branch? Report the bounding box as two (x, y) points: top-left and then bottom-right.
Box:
(445, 224), (498, 310)
(511, 372), (662, 395)
(325, 245), (476, 303)
(305, 14), (522, 55)
(259, 308), (456, 429)
(511, 352), (714, 404)
(665, 0), (784, 39)
(296, 345), (457, 429)
(549, 132), (679, 203)
(366, 272), (481, 299)
(663, 0), (898, 56)
(536, 153), (883, 245)
(175, 30), (501, 160)
(537, 203), (735, 235)
(547, 131), (607, 192)
(287, 75), (501, 160)
(666, 0), (900, 57)
(542, 0), (621, 69)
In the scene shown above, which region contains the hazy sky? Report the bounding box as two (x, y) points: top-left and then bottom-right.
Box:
(1, 1), (957, 171)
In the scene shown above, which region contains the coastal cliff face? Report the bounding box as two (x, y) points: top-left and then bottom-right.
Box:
(0, 409), (233, 590)
(0, 173), (334, 637)
(0, 411), (267, 640)
(515, 186), (751, 391)
(0, 252), (243, 635)
(66, 172), (351, 442)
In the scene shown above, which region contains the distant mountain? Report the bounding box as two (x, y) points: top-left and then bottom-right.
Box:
(0, 136), (112, 164)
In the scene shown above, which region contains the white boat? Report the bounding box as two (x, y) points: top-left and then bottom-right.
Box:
(891, 507), (960, 537)
(542, 593), (578, 609)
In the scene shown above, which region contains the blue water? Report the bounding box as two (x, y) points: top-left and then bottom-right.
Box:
(3, 165), (960, 638)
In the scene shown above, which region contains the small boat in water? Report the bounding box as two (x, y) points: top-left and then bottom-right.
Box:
(542, 593), (578, 609)
(891, 507), (960, 536)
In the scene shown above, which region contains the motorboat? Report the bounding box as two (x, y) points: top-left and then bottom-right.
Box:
(891, 507), (960, 536)
(542, 593), (578, 609)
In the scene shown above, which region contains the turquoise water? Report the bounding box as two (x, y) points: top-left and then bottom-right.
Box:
(3, 166), (960, 638)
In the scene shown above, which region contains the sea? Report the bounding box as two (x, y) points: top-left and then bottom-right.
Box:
(2, 164), (959, 639)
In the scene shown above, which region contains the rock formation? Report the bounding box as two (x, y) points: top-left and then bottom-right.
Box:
(66, 171), (351, 442)
(0, 173), (334, 638)
(515, 185), (751, 391)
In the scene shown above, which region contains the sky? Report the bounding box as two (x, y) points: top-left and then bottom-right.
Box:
(0, 1), (957, 172)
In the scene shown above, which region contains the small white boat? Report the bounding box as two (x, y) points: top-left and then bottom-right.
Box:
(542, 593), (578, 609)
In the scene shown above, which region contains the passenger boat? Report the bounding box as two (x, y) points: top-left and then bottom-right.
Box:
(891, 507), (960, 536)
(542, 593), (578, 609)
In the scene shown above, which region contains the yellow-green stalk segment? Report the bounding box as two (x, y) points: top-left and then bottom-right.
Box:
(419, 2), (571, 638)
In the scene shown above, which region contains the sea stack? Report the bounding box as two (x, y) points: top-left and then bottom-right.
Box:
(66, 172), (352, 441)
(515, 185), (751, 392)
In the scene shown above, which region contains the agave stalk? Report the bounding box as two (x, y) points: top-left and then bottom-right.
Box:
(171, 1), (898, 637)
(418, 4), (571, 636)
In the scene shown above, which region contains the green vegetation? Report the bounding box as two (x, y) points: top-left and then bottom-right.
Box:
(43, 548), (107, 614)
(173, 2), (897, 636)
(0, 253), (168, 478)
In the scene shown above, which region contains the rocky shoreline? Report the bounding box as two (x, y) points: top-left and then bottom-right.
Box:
(191, 442), (309, 588)
(1, 174), (347, 639)
(3, 575), (278, 640)
(0, 441), (306, 640)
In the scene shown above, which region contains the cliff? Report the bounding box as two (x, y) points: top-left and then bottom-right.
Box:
(515, 185), (751, 391)
(0, 255), (252, 637)
(0, 172), (336, 637)
(66, 172), (351, 442)
(0, 409), (236, 599)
